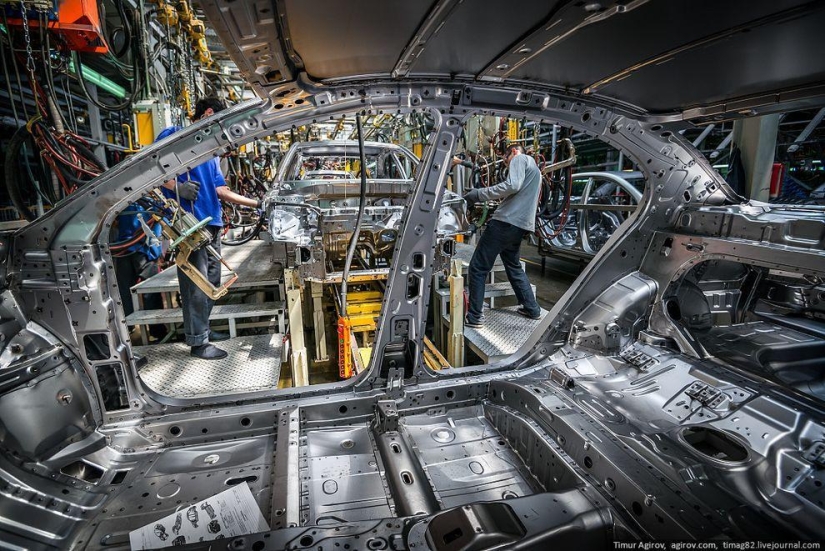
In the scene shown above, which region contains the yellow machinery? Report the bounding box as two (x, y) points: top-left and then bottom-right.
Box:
(337, 290), (383, 378)
(132, 100), (173, 147)
(507, 119), (519, 143)
(336, 287), (449, 378)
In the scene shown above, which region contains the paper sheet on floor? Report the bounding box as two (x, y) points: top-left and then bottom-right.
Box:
(129, 482), (269, 550)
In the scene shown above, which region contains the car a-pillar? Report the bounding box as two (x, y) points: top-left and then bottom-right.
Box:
(366, 110), (464, 388)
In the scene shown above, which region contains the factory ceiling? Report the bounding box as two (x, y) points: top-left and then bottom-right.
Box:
(199, 0), (825, 122)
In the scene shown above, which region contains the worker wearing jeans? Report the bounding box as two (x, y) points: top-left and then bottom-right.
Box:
(463, 145), (542, 327)
(157, 98), (261, 360)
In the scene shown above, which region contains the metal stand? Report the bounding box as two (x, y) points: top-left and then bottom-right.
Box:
(286, 269), (309, 387)
(447, 259), (464, 367)
(311, 281), (328, 362)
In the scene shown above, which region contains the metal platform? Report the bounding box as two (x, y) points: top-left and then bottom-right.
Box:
(435, 281), (535, 299)
(137, 333), (283, 398)
(463, 306), (549, 363)
(452, 242), (504, 273)
(126, 301), (283, 324)
(435, 282), (536, 321)
(131, 240), (282, 296)
(126, 301), (286, 341)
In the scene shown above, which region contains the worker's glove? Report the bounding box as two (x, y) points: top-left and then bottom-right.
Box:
(177, 181), (200, 202)
(452, 155), (474, 169)
(464, 188), (481, 209)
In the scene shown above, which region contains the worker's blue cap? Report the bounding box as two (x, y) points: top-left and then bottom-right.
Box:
(155, 125), (182, 142)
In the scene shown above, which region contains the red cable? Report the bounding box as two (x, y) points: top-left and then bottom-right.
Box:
(543, 165), (574, 239)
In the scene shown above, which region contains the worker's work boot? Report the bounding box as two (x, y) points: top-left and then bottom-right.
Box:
(191, 343), (228, 360)
(517, 307), (541, 320)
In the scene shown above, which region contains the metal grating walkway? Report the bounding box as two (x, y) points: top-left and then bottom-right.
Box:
(464, 306), (548, 363)
(137, 334), (284, 398)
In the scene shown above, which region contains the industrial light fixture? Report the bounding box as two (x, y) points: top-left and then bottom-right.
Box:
(67, 59), (126, 99)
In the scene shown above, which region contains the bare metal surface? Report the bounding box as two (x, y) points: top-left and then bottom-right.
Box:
(301, 425), (393, 524)
(464, 306), (549, 363)
(136, 334), (283, 398)
(404, 406), (542, 508)
(1, 3), (825, 547)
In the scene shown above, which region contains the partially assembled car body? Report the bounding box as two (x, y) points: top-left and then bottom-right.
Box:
(265, 140), (466, 282)
(538, 170), (645, 261)
(0, 1), (824, 549)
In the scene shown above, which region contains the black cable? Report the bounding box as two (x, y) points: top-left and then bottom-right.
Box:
(72, 6), (142, 112)
(53, 160), (89, 186)
(112, 0), (133, 58)
(340, 115), (369, 314)
(6, 127), (38, 221)
(74, 48), (141, 111)
(1, 9), (30, 120)
(21, 142), (53, 207)
(41, 10), (70, 132)
(60, 74), (78, 133)
(65, 135), (106, 172)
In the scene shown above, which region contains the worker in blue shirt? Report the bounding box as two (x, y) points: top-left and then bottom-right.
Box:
(113, 202), (166, 341)
(156, 98), (261, 360)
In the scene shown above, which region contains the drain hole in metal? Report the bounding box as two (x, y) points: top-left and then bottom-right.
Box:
(682, 427), (748, 462)
(443, 527), (463, 544)
(226, 475), (258, 486)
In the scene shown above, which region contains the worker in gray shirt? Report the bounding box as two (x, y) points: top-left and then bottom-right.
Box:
(461, 145), (542, 328)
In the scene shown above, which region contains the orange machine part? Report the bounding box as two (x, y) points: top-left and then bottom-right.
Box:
(7, 0), (108, 54)
(337, 316), (352, 379)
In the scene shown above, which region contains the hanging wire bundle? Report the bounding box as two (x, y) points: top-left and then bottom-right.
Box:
(0, 0), (142, 220)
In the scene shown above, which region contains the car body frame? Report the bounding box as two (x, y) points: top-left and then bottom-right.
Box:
(1, 0), (825, 548)
(264, 140), (466, 282)
(538, 170), (645, 261)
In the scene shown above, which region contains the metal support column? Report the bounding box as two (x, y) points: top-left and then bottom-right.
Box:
(285, 269), (309, 386)
(732, 114), (780, 201)
(310, 281), (328, 362)
(447, 258), (464, 367)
